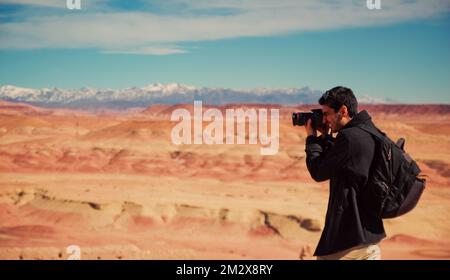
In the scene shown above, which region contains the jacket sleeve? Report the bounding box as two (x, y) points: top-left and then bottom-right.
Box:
(305, 133), (350, 182)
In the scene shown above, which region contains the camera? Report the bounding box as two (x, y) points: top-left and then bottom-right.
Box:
(292, 109), (323, 129)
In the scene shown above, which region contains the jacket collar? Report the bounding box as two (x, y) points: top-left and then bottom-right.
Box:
(342, 110), (372, 129)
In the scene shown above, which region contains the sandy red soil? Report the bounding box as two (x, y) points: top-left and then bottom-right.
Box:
(0, 101), (449, 260)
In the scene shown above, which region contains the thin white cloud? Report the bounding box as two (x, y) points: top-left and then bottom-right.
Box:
(102, 46), (188, 55)
(0, 0), (449, 55)
(0, 0), (64, 8)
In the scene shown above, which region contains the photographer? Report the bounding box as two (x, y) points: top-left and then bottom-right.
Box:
(304, 86), (385, 260)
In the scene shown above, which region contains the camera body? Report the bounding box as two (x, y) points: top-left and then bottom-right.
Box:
(292, 109), (323, 129)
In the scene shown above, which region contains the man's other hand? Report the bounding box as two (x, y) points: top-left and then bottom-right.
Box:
(318, 123), (331, 138)
(305, 119), (317, 137)
(305, 119), (331, 138)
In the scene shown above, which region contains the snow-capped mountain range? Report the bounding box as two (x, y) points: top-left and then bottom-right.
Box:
(0, 84), (393, 109)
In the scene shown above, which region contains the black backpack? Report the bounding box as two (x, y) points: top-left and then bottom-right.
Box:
(357, 125), (426, 219)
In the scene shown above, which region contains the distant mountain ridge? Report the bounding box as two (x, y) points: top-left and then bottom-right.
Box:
(0, 84), (394, 109)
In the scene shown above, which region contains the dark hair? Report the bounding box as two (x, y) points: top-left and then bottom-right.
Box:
(319, 86), (358, 118)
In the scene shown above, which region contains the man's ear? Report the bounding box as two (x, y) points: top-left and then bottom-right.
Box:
(340, 105), (349, 117)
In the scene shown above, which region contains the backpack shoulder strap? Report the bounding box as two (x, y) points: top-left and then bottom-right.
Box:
(356, 124), (385, 142)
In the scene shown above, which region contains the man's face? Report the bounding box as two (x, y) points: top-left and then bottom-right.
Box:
(321, 105), (343, 133)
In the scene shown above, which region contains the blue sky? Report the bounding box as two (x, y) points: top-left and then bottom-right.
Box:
(0, 0), (449, 103)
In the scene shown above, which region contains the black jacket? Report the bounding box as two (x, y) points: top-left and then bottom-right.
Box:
(305, 110), (386, 256)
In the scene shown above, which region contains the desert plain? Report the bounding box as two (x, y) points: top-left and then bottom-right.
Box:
(0, 101), (449, 260)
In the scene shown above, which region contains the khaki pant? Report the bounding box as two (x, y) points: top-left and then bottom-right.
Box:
(317, 243), (381, 260)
